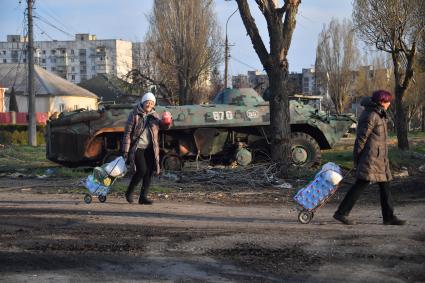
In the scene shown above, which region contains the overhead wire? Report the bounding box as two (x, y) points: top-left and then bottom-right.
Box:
(36, 0), (78, 34)
(33, 13), (74, 38)
(230, 55), (259, 71)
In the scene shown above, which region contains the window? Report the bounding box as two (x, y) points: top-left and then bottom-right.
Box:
(61, 49), (66, 54)
(2, 50), (5, 55)
(71, 75), (75, 80)
(71, 66), (75, 72)
(42, 59), (46, 63)
(42, 50), (46, 55)
(2, 59), (6, 63)
(23, 59), (26, 63)
(91, 66), (95, 71)
(52, 67), (56, 71)
(59, 104), (65, 112)
(71, 49), (74, 54)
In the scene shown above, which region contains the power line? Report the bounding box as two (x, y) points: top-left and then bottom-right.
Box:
(230, 55), (259, 71)
(34, 22), (55, 41)
(33, 14), (74, 38)
(36, 0), (78, 34)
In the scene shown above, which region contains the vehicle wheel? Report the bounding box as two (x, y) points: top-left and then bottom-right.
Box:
(102, 151), (121, 165)
(84, 194), (92, 204)
(290, 132), (321, 167)
(161, 153), (183, 171)
(98, 195), (107, 203)
(298, 210), (314, 224)
(235, 148), (252, 166)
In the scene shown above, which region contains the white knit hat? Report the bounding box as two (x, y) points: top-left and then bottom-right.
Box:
(140, 92), (156, 105)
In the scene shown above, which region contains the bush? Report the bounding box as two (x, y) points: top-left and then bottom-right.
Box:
(0, 131), (13, 144)
(0, 126), (45, 145)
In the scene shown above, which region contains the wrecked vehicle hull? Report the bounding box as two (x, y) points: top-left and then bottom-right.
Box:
(46, 88), (355, 169)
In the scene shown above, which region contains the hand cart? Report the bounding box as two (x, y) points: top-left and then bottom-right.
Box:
(294, 164), (351, 224)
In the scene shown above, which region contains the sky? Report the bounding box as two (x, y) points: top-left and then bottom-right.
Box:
(0, 0), (353, 75)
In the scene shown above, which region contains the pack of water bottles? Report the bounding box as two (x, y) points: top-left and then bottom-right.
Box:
(294, 162), (343, 210)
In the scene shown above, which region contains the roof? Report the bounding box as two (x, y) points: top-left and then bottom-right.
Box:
(78, 74), (128, 102)
(78, 74), (172, 106)
(0, 63), (98, 99)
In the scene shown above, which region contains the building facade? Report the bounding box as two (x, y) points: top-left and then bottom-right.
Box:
(0, 85), (7, 112)
(232, 70), (306, 97)
(0, 34), (133, 84)
(0, 63), (98, 114)
(302, 68), (316, 95)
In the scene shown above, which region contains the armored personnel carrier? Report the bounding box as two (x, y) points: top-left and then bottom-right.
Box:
(46, 88), (355, 169)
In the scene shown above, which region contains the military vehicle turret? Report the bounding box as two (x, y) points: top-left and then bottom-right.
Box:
(46, 88), (355, 169)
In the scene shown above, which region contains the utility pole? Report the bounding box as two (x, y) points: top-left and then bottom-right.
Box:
(224, 8), (238, 89)
(224, 34), (229, 88)
(27, 0), (37, 146)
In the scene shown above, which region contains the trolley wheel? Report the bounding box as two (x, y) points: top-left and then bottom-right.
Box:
(84, 194), (92, 204)
(98, 195), (107, 203)
(298, 210), (314, 224)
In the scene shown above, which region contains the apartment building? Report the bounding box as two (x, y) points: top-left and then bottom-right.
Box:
(0, 34), (133, 84)
(302, 68), (316, 95)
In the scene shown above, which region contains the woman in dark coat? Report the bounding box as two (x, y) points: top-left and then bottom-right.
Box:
(122, 92), (171, 204)
(334, 90), (405, 225)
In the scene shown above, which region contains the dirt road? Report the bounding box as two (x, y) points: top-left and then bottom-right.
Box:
(0, 175), (424, 283)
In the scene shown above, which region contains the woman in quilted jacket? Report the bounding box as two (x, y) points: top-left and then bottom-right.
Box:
(121, 92), (171, 204)
(333, 90), (405, 225)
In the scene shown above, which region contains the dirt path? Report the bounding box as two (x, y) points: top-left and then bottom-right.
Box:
(0, 176), (424, 282)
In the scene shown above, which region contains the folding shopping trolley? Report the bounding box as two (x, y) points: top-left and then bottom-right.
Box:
(83, 156), (127, 204)
(294, 162), (350, 224)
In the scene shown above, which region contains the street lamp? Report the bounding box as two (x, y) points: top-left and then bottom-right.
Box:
(224, 7), (238, 89)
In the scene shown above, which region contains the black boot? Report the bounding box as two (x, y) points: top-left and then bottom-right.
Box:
(138, 197), (153, 205)
(139, 188), (153, 205)
(333, 212), (356, 225)
(383, 216), (406, 225)
(125, 188), (134, 204)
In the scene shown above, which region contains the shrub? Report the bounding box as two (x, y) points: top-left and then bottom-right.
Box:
(0, 125), (45, 145)
(0, 131), (13, 144)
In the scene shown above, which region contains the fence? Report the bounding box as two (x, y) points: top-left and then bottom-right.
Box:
(0, 112), (49, 125)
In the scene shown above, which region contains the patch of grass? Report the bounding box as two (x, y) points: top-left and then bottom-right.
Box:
(0, 145), (87, 178)
(322, 149), (354, 169)
(0, 145), (54, 172)
(322, 141), (425, 171)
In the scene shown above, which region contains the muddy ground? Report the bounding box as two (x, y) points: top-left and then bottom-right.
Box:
(0, 171), (424, 283)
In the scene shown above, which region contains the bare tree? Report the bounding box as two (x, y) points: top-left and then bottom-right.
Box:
(235, 0), (300, 175)
(146, 0), (223, 105)
(353, 0), (425, 150)
(355, 53), (392, 95)
(315, 18), (359, 114)
(404, 72), (425, 130)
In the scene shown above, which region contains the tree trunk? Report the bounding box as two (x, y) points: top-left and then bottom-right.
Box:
(178, 74), (187, 105)
(268, 66), (291, 176)
(422, 106), (425, 132)
(394, 85), (409, 150)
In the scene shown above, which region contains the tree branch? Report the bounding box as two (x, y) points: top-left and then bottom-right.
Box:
(236, 0), (272, 71)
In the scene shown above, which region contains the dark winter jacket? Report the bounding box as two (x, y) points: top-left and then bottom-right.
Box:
(353, 97), (392, 182)
(122, 107), (170, 175)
